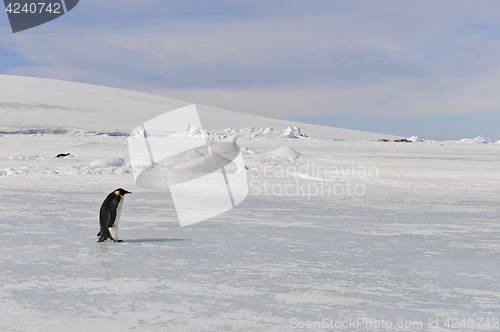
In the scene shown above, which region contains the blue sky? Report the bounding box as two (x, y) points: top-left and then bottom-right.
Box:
(0, 0), (499, 140)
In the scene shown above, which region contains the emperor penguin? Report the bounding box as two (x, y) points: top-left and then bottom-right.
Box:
(97, 188), (131, 242)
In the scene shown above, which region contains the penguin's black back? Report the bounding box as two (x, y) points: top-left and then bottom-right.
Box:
(100, 192), (121, 228)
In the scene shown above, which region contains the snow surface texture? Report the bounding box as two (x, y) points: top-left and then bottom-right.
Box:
(1, 76), (500, 331)
(459, 135), (494, 144)
(266, 146), (301, 159)
(90, 157), (125, 169)
(2, 134), (500, 332)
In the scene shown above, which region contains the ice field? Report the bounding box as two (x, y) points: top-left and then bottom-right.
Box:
(1, 76), (500, 331)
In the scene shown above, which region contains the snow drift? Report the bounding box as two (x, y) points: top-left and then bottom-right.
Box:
(90, 157), (125, 169)
(266, 146), (301, 159)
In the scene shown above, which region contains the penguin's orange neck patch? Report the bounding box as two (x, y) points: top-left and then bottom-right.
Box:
(114, 191), (122, 196)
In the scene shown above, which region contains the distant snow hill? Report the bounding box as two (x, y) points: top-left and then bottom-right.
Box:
(0, 75), (398, 141)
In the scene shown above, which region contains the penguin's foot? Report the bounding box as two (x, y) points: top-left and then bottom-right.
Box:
(117, 240), (123, 243)
(98, 238), (106, 242)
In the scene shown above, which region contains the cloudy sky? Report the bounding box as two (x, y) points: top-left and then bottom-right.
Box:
(1, 0), (499, 140)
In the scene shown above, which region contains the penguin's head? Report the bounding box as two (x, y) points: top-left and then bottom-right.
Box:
(114, 188), (131, 196)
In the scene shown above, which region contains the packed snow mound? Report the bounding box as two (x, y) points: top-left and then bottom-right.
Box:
(189, 126), (201, 137)
(90, 157), (125, 169)
(217, 126), (308, 141)
(241, 147), (257, 154)
(207, 135), (240, 159)
(135, 129), (148, 138)
(472, 135), (493, 143)
(182, 149), (204, 159)
(218, 134), (238, 144)
(168, 124), (207, 139)
(267, 146), (301, 159)
(281, 127), (307, 139)
(409, 136), (423, 142)
(460, 135), (493, 144)
(282, 127), (298, 138)
(174, 152), (237, 173)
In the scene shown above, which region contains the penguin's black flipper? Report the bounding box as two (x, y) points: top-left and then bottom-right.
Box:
(108, 209), (117, 228)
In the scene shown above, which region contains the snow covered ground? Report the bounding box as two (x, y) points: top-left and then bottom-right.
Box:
(1, 76), (500, 331)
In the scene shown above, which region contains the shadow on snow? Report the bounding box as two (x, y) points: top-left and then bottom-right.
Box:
(122, 238), (188, 243)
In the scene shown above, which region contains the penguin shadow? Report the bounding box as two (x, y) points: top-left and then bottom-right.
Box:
(122, 238), (188, 243)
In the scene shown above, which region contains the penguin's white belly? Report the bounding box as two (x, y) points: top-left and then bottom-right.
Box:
(109, 197), (124, 240)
